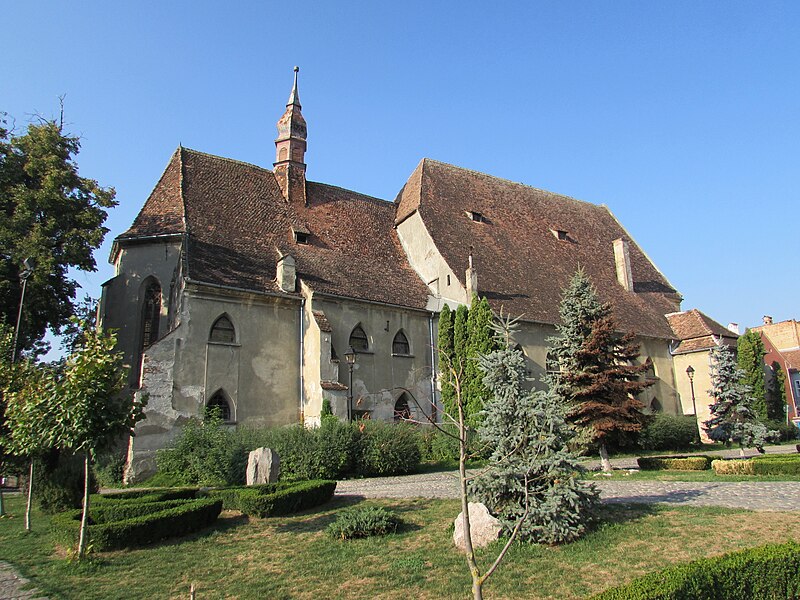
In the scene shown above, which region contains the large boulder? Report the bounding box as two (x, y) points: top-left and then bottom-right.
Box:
(246, 448), (280, 485)
(453, 502), (502, 552)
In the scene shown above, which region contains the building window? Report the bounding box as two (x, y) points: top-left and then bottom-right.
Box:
(209, 315), (236, 344)
(392, 330), (410, 355)
(466, 210), (485, 223)
(394, 394), (412, 421)
(545, 350), (561, 374)
(551, 229), (568, 241)
(206, 391), (232, 422)
(650, 397), (662, 413)
(349, 324), (369, 352)
(644, 357), (657, 380)
(293, 230), (309, 244)
(140, 280), (161, 350)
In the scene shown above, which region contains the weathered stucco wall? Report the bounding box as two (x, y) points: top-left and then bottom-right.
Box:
(672, 350), (714, 441)
(316, 296), (435, 422)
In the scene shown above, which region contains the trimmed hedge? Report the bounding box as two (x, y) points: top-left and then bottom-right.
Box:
(637, 456), (713, 471)
(206, 480), (336, 518)
(51, 497), (222, 550)
(591, 541), (800, 599)
(93, 488), (199, 503)
(713, 455), (800, 476)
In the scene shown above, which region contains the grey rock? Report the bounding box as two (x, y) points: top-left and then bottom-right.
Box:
(453, 502), (502, 552)
(246, 448), (280, 485)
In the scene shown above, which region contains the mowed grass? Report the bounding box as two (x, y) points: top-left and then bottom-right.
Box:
(2, 493), (800, 599)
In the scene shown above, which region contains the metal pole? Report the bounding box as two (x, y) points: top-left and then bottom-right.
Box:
(11, 275), (29, 364)
(347, 364), (354, 422)
(688, 375), (702, 440)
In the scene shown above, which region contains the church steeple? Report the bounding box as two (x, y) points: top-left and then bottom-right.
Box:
(274, 67), (307, 204)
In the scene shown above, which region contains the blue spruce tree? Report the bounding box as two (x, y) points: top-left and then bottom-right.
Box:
(470, 317), (598, 544)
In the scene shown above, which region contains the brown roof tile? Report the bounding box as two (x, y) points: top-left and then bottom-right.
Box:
(667, 309), (737, 341)
(400, 159), (682, 338)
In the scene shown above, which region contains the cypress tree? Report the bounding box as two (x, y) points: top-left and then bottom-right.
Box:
(470, 316), (598, 544)
(453, 304), (469, 384)
(703, 344), (775, 456)
(737, 330), (768, 421)
(464, 295), (497, 426)
(547, 269), (653, 471)
(437, 304), (456, 417)
(767, 361), (787, 422)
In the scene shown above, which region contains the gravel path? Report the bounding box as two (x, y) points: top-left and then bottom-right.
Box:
(0, 562), (46, 600)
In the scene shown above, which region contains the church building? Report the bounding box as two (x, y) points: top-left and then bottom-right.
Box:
(100, 69), (712, 480)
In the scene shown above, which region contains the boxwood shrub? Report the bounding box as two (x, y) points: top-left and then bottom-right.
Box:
(51, 497), (223, 550)
(591, 541), (800, 599)
(713, 455), (800, 476)
(637, 456), (712, 471)
(638, 414), (701, 451)
(206, 480), (336, 518)
(93, 488), (199, 503)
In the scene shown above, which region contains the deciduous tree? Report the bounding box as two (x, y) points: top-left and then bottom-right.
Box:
(0, 114), (115, 355)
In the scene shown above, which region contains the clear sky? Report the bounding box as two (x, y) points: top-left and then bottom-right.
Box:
(3, 1), (798, 355)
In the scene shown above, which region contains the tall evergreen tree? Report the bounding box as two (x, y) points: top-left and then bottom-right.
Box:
(767, 361), (788, 422)
(547, 269), (653, 471)
(437, 304), (456, 417)
(470, 316), (598, 544)
(703, 344), (775, 456)
(464, 295), (497, 426)
(737, 330), (768, 421)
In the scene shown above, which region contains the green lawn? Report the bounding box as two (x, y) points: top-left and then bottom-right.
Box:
(2, 494), (800, 599)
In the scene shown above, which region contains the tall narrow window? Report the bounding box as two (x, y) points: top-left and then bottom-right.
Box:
(644, 357), (657, 380)
(349, 324), (369, 352)
(392, 330), (410, 355)
(546, 351), (561, 374)
(394, 394), (411, 421)
(206, 391), (232, 422)
(140, 281), (161, 350)
(210, 315), (236, 344)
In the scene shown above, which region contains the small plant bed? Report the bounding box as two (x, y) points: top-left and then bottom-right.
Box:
(327, 505), (402, 540)
(591, 540), (800, 599)
(51, 496), (222, 551)
(204, 479), (336, 517)
(713, 453), (800, 476)
(637, 456), (713, 471)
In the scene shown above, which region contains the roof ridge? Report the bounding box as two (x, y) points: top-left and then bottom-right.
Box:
(421, 157), (605, 209)
(307, 180), (389, 205)
(180, 147), (277, 174)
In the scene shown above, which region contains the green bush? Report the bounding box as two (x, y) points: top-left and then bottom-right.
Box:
(591, 541), (800, 599)
(418, 424), (487, 463)
(206, 480), (336, 517)
(51, 497), (223, 550)
(752, 456), (800, 476)
(357, 421), (421, 476)
(327, 506), (401, 540)
(93, 451), (127, 488)
(763, 420), (799, 442)
(33, 450), (98, 513)
(712, 459), (754, 475)
(639, 414), (701, 451)
(156, 413), (244, 486)
(637, 456), (712, 471)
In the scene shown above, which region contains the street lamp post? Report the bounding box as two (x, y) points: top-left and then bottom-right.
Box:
(686, 365), (701, 439)
(344, 346), (357, 422)
(11, 258), (35, 364)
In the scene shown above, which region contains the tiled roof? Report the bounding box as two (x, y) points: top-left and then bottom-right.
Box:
(782, 349), (800, 370)
(116, 148), (429, 308)
(119, 148), (185, 239)
(667, 309), (738, 354)
(397, 159), (682, 338)
(312, 311), (332, 332)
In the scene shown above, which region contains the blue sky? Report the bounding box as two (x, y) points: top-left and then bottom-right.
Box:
(4, 1), (798, 354)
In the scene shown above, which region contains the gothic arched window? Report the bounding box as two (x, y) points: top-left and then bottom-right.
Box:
(394, 394), (412, 422)
(349, 324), (369, 352)
(209, 315), (236, 344)
(644, 357), (657, 380)
(206, 391), (233, 422)
(140, 280), (161, 350)
(392, 330), (410, 355)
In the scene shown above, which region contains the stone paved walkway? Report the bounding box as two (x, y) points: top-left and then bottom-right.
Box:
(336, 445), (800, 512)
(0, 562), (46, 600)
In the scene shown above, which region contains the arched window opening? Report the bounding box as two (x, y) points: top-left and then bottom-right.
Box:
(650, 397), (662, 413)
(206, 391), (232, 422)
(644, 357), (657, 380)
(392, 330), (410, 355)
(545, 350), (561, 374)
(394, 394), (412, 422)
(210, 315), (236, 344)
(349, 324), (369, 352)
(140, 280), (161, 350)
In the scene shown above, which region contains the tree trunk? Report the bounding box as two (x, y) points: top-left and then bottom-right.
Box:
(599, 443), (613, 472)
(0, 488), (5, 517)
(457, 405), (483, 600)
(25, 460), (34, 531)
(739, 446), (746, 458)
(78, 451), (91, 559)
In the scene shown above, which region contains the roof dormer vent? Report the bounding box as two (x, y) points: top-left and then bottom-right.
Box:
(551, 228), (568, 241)
(466, 210), (485, 223)
(292, 226), (310, 245)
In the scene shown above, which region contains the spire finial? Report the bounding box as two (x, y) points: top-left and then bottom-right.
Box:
(288, 66), (300, 107)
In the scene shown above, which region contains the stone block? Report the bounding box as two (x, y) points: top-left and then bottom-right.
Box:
(453, 502), (502, 552)
(246, 447), (280, 485)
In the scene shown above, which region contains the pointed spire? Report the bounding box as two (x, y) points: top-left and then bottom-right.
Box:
(287, 66), (301, 108)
